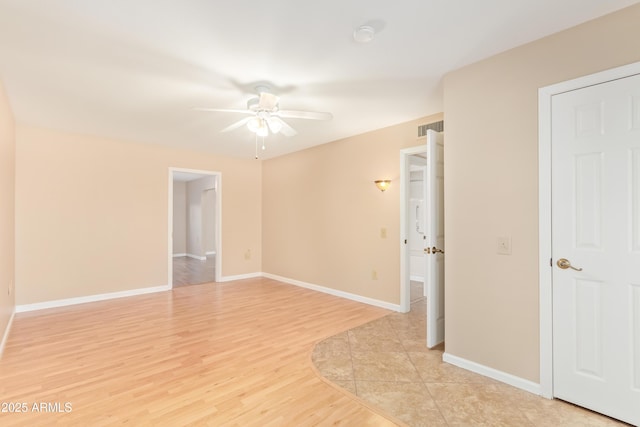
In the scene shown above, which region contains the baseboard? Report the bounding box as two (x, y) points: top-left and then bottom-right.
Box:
(443, 352), (542, 396)
(15, 285), (171, 313)
(218, 272), (262, 282)
(262, 273), (402, 312)
(174, 253), (212, 260)
(0, 309), (15, 359)
(410, 276), (425, 282)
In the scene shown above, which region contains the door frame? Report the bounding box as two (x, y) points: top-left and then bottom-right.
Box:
(538, 60), (640, 399)
(400, 143), (428, 313)
(168, 167), (222, 287)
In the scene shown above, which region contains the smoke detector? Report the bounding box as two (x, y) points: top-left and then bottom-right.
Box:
(353, 25), (375, 43)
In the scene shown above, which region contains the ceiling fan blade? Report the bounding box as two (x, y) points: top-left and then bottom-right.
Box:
(221, 116), (253, 133)
(269, 117), (297, 136)
(277, 110), (333, 120)
(193, 107), (253, 115)
(258, 92), (280, 110)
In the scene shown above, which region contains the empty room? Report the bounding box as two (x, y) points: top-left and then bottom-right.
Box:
(1, 1), (639, 426)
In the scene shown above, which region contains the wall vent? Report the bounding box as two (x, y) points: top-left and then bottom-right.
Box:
(417, 120), (444, 137)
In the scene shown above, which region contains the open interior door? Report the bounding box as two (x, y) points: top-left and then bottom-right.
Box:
(426, 130), (445, 348)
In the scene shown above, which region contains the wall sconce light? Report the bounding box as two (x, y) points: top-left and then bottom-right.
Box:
(374, 180), (391, 192)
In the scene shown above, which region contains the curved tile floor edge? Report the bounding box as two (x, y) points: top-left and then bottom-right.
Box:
(310, 296), (629, 427)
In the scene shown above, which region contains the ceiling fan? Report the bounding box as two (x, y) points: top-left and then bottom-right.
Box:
(196, 86), (333, 137)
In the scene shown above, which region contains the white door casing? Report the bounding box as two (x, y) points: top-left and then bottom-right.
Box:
(540, 63), (640, 426)
(400, 132), (444, 322)
(426, 130), (445, 348)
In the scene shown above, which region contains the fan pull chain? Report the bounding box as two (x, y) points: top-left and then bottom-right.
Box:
(254, 133), (268, 159)
(254, 133), (258, 159)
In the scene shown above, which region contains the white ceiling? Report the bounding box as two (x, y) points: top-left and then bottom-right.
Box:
(0, 1), (636, 159)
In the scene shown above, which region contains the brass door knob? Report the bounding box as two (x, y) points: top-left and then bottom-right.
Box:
(557, 258), (582, 271)
(432, 247), (444, 254)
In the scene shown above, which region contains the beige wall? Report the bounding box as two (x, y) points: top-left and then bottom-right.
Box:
(262, 113), (443, 304)
(15, 126), (261, 305)
(443, 4), (640, 383)
(0, 81), (15, 348)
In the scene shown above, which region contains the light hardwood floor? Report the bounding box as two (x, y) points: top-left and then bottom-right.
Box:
(0, 278), (396, 426)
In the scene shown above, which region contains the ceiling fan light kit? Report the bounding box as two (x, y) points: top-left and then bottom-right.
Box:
(267, 118), (282, 134)
(255, 123), (268, 137)
(246, 116), (261, 133)
(196, 86), (333, 157)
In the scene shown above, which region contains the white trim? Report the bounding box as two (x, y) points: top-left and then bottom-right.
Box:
(172, 252), (216, 259)
(168, 167), (222, 288)
(263, 273), (402, 312)
(218, 272), (262, 282)
(443, 352), (542, 396)
(215, 174), (222, 283)
(410, 275), (425, 282)
(538, 60), (640, 400)
(538, 83), (554, 400)
(15, 285), (171, 313)
(399, 144), (428, 313)
(0, 309), (16, 358)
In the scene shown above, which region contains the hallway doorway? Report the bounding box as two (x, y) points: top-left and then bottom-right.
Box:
(169, 168), (221, 287)
(400, 130), (445, 348)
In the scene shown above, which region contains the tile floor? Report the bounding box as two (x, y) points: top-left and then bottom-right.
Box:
(311, 283), (629, 427)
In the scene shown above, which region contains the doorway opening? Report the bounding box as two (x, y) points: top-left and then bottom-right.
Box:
(400, 130), (445, 348)
(401, 146), (427, 312)
(169, 168), (222, 287)
(408, 155), (428, 305)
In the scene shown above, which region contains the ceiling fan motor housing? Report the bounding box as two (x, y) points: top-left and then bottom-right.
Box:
(247, 97), (261, 111)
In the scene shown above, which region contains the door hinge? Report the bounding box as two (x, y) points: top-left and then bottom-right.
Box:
(550, 258), (552, 267)
(404, 239), (407, 244)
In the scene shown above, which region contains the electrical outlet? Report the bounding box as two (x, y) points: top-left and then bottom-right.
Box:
(244, 249), (251, 260)
(372, 270), (378, 280)
(496, 236), (512, 255)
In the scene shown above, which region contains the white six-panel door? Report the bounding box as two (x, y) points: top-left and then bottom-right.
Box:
(551, 73), (640, 426)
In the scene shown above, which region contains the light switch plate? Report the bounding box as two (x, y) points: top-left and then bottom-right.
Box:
(497, 236), (512, 255)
